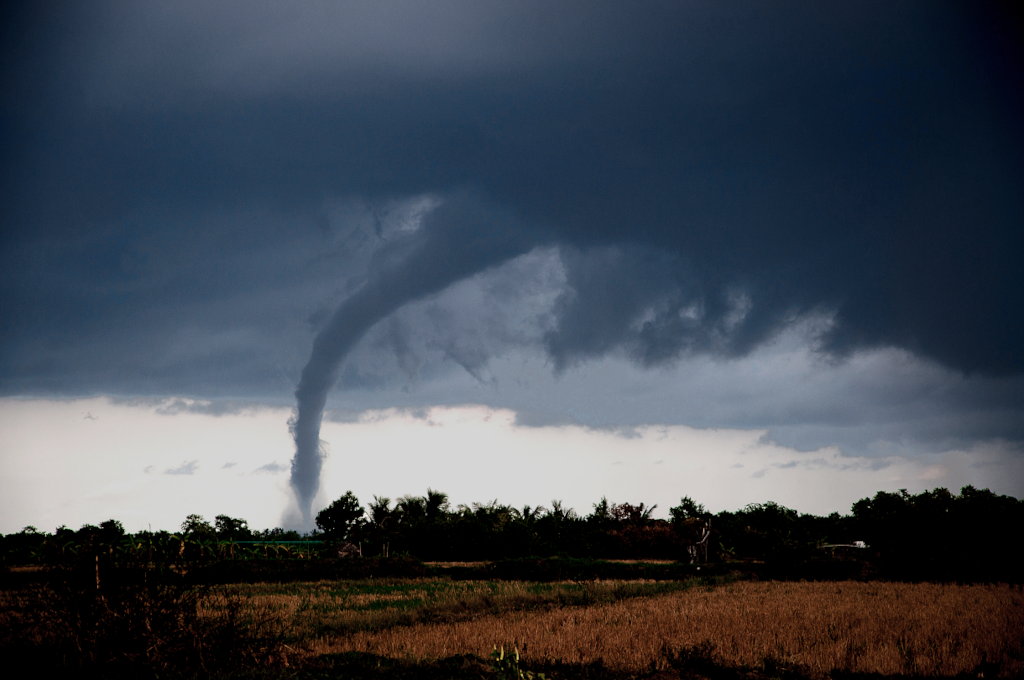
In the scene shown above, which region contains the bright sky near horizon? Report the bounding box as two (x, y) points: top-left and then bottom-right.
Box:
(2, 2), (1022, 532)
(3, 395), (1020, 534)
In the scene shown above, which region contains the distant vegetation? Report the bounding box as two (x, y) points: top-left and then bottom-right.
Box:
(2, 484), (1020, 580)
(2, 486), (1021, 678)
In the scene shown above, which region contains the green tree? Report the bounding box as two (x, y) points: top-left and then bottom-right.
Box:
(669, 496), (707, 524)
(214, 514), (251, 540)
(395, 495), (427, 524)
(548, 500), (575, 521)
(425, 488), (450, 521)
(99, 519), (125, 537)
(254, 527), (302, 541)
(366, 496), (394, 556)
(315, 491), (365, 542)
(535, 500), (581, 557)
(181, 514), (216, 540)
(96, 519), (126, 550)
(520, 504), (546, 524)
(588, 497), (613, 525)
(611, 502), (657, 524)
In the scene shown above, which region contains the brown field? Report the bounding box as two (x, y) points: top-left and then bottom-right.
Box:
(199, 577), (710, 640)
(304, 580), (1024, 677)
(4, 576), (1021, 677)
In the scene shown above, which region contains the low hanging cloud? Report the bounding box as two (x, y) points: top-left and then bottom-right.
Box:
(252, 461), (289, 475)
(164, 460), (199, 476)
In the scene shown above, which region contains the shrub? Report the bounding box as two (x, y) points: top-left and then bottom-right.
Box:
(0, 550), (284, 676)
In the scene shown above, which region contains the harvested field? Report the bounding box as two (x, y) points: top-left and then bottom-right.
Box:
(6, 575), (1021, 677)
(423, 562), (490, 568)
(312, 580), (1024, 677)
(200, 576), (722, 639)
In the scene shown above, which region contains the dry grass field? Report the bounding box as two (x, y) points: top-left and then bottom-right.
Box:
(4, 574), (1021, 677)
(198, 577), (714, 641)
(303, 580), (1024, 677)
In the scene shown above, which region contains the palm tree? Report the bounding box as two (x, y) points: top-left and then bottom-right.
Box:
(520, 505), (546, 524)
(425, 488), (450, 521)
(368, 496), (394, 557)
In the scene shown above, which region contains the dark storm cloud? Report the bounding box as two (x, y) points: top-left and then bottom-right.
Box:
(2, 2), (1022, 445)
(543, 245), (762, 371)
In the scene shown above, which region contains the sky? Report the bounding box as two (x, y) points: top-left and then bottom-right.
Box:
(2, 1), (1023, 533)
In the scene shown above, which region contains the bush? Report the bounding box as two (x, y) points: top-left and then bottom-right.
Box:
(0, 553), (284, 677)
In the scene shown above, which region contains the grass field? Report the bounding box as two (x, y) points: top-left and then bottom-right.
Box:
(4, 574), (1022, 677)
(199, 576), (725, 641)
(285, 580), (1024, 677)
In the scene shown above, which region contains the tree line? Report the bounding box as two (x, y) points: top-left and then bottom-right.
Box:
(3, 485), (1020, 579)
(309, 485), (1022, 569)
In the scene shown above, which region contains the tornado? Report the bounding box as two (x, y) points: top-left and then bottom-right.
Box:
(289, 196), (529, 524)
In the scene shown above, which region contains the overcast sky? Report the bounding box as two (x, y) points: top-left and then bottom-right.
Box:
(2, 2), (1022, 532)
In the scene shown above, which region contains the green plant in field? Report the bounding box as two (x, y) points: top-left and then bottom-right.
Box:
(491, 645), (547, 680)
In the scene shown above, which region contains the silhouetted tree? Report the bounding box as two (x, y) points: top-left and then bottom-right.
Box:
(364, 496), (394, 556)
(425, 488), (450, 521)
(850, 485), (1024, 580)
(535, 500), (582, 556)
(611, 502), (657, 523)
(253, 527), (302, 541)
(315, 491), (364, 542)
(180, 515), (216, 540)
(588, 497), (613, 526)
(669, 496), (708, 523)
(99, 519), (125, 539)
(214, 514), (251, 541)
